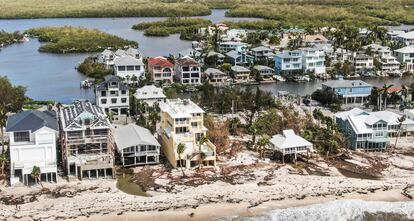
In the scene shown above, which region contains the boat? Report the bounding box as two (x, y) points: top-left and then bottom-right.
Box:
(273, 75), (286, 82)
(80, 79), (94, 89)
(295, 75), (311, 82)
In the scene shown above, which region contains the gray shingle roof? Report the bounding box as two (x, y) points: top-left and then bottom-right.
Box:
(95, 75), (129, 91)
(6, 110), (58, 132)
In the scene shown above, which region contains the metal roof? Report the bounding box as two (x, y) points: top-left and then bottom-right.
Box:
(114, 124), (160, 151)
(6, 110), (58, 132)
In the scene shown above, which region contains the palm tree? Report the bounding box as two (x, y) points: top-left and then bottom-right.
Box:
(31, 165), (42, 188)
(196, 136), (208, 169)
(382, 84), (394, 110)
(0, 152), (8, 176)
(249, 124), (259, 150)
(256, 135), (270, 159)
(393, 115), (406, 153)
(176, 143), (187, 177)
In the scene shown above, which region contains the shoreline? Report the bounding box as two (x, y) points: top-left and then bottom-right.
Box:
(78, 188), (410, 221)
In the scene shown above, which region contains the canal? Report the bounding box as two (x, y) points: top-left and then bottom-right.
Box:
(0, 10), (413, 103)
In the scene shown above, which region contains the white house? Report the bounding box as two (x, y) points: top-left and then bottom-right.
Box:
(353, 53), (374, 74)
(6, 110), (58, 186)
(175, 56), (202, 85)
(219, 41), (248, 53)
(135, 85), (166, 107)
(95, 75), (129, 116)
(98, 49), (116, 67)
(397, 31), (414, 45)
(394, 46), (414, 73)
(114, 55), (145, 81)
(114, 124), (161, 167)
(275, 50), (303, 75)
(301, 48), (326, 74)
(269, 129), (313, 163)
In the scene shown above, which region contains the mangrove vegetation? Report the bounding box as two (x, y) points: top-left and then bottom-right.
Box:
(77, 57), (113, 81)
(132, 18), (212, 40)
(25, 26), (137, 53)
(0, 30), (25, 47)
(0, 0), (211, 19)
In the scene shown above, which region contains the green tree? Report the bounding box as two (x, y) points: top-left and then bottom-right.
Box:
(0, 152), (8, 176)
(381, 84), (394, 110)
(196, 136), (208, 169)
(0, 76), (26, 152)
(256, 135), (270, 159)
(176, 143), (187, 177)
(31, 165), (42, 188)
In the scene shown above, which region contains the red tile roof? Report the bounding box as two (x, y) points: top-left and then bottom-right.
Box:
(148, 56), (174, 68)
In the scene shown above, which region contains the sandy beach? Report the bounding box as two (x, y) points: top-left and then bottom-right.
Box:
(1, 137), (414, 221)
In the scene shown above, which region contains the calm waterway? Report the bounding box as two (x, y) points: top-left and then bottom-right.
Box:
(0, 10), (413, 103)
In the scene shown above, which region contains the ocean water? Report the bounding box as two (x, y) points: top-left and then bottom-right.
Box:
(217, 200), (414, 221)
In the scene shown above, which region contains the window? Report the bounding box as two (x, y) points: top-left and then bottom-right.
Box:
(111, 98), (117, 104)
(101, 99), (107, 104)
(175, 127), (188, 134)
(121, 98), (127, 103)
(118, 66), (125, 71)
(183, 73), (190, 78)
(191, 73), (199, 78)
(191, 122), (198, 127)
(127, 66), (134, 71)
(14, 131), (30, 142)
(84, 119), (91, 126)
(101, 91), (106, 96)
(121, 90), (126, 95)
(110, 90), (116, 95)
(135, 66), (141, 70)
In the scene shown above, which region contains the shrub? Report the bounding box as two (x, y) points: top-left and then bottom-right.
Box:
(25, 26), (138, 53)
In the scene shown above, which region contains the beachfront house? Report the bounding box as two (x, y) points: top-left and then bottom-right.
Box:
(95, 75), (129, 116)
(113, 55), (145, 82)
(226, 50), (254, 65)
(396, 31), (414, 45)
(114, 124), (161, 167)
(322, 80), (372, 104)
(335, 108), (414, 150)
(269, 129), (313, 163)
(251, 46), (274, 60)
(219, 41), (247, 53)
(175, 56), (202, 85)
(301, 48), (326, 74)
(148, 56), (175, 84)
(158, 99), (216, 168)
(6, 110), (58, 186)
(205, 68), (228, 86)
(275, 50), (303, 75)
(253, 65), (275, 80)
(394, 46), (414, 73)
(59, 100), (114, 180)
(353, 53), (374, 75)
(231, 65), (250, 83)
(135, 85), (166, 107)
